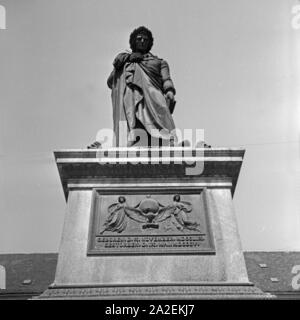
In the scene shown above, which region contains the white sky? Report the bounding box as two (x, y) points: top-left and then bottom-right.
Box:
(0, 0), (300, 253)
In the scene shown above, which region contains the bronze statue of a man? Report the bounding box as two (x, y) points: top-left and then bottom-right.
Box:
(107, 26), (177, 147)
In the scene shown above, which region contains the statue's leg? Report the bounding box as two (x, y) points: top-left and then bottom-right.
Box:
(87, 141), (102, 149)
(132, 118), (152, 147)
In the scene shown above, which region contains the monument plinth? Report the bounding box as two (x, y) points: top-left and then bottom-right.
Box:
(38, 147), (272, 299)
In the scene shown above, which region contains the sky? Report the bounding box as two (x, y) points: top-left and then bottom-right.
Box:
(0, 0), (300, 253)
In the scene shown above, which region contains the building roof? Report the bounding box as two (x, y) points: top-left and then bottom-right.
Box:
(0, 253), (57, 297)
(244, 251), (300, 295)
(0, 252), (299, 298)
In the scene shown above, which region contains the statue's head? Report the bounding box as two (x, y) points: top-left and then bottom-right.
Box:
(173, 194), (181, 202)
(118, 196), (126, 203)
(129, 26), (153, 54)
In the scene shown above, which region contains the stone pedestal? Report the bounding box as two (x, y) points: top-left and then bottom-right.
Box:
(38, 147), (272, 299)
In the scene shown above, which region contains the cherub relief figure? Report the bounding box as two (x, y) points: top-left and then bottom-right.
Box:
(100, 195), (200, 234)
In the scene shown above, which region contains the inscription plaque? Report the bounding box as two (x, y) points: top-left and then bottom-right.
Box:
(87, 187), (215, 255)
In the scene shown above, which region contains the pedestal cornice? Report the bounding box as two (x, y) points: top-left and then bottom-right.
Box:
(54, 147), (245, 199)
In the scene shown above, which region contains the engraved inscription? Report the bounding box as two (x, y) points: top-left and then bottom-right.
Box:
(96, 235), (205, 251)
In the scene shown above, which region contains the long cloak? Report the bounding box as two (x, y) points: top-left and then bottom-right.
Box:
(108, 55), (176, 147)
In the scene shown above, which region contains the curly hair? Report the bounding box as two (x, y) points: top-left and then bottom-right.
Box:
(129, 26), (154, 52)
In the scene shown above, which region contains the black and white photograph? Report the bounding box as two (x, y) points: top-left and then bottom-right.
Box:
(0, 0), (300, 304)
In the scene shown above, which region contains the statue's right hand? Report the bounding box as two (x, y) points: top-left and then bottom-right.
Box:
(129, 52), (143, 63)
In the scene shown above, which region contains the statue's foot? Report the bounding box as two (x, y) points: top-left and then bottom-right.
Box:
(176, 141), (212, 148)
(177, 140), (191, 147)
(87, 141), (102, 149)
(195, 141), (211, 148)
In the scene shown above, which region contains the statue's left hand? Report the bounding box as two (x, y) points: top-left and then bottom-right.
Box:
(165, 91), (175, 102)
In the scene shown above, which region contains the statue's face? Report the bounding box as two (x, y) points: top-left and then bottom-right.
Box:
(135, 33), (150, 53)
(119, 196), (126, 203)
(174, 195), (180, 202)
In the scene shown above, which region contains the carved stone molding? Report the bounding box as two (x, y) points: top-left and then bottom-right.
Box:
(38, 284), (274, 300)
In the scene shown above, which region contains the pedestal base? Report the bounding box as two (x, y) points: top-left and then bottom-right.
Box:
(37, 283), (273, 300)
(38, 148), (273, 300)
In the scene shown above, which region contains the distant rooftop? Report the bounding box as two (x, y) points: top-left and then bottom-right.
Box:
(0, 251), (299, 299)
(244, 251), (300, 294)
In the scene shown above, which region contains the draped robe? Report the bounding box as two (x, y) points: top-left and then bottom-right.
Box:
(107, 52), (176, 147)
